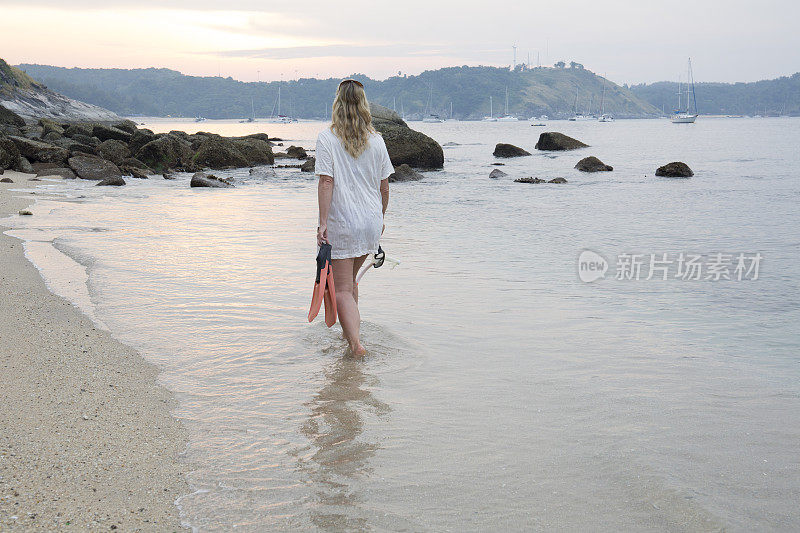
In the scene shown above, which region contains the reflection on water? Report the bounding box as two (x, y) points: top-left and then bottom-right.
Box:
(297, 351), (390, 531)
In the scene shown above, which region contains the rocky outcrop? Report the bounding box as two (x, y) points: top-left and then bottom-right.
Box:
(535, 132), (588, 151)
(515, 177), (568, 184)
(388, 164), (424, 182)
(8, 135), (69, 163)
(493, 143), (531, 158)
(68, 154), (122, 180)
(286, 146), (308, 159)
(575, 156), (613, 172)
(489, 168), (507, 178)
(0, 136), (20, 169)
(0, 105), (25, 127)
(97, 139), (129, 165)
(96, 176), (126, 186)
(192, 136), (248, 169)
(190, 172), (234, 188)
(92, 124), (132, 143)
(370, 103), (444, 169)
(230, 137), (274, 165)
(300, 157), (316, 172)
(655, 161), (693, 177)
(136, 134), (194, 172)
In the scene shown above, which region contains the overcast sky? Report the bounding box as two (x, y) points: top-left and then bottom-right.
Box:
(2, 0), (798, 84)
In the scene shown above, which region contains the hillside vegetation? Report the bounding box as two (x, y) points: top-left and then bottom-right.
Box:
(17, 63), (658, 120)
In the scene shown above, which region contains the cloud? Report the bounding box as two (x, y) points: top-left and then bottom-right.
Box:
(207, 43), (467, 60)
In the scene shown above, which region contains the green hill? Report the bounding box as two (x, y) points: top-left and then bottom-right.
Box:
(16, 63), (659, 120)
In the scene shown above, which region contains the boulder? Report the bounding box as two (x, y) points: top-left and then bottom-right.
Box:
(286, 145), (308, 159)
(21, 125), (44, 140)
(36, 167), (77, 179)
(0, 105), (25, 127)
(245, 133), (272, 143)
(575, 156), (613, 172)
(111, 119), (138, 135)
(39, 118), (65, 136)
(535, 132), (588, 151)
(120, 157), (151, 170)
(92, 124), (132, 143)
(190, 172), (234, 188)
(70, 133), (100, 146)
(549, 177), (568, 183)
(0, 136), (21, 170)
(15, 156), (34, 173)
(42, 131), (62, 143)
(19, 210), (33, 216)
(162, 172), (176, 180)
(31, 162), (60, 172)
(515, 177), (546, 183)
(388, 164), (424, 182)
(493, 143), (531, 158)
(300, 157), (316, 172)
(655, 162), (693, 177)
(8, 136), (69, 163)
(68, 155), (122, 180)
(230, 137), (274, 165)
(489, 168), (507, 178)
(64, 123), (95, 139)
(371, 103), (443, 169)
(120, 166), (148, 179)
(97, 139), (130, 165)
(135, 134), (193, 172)
(96, 176), (126, 186)
(128, 129), (156, 153)
(192, 136), (248, 169)
(0, 177), (12, 183)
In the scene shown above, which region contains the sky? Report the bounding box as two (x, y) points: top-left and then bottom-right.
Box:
(1, 0), (799, 85)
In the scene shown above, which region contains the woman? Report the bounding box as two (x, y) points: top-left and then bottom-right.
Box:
(315, 79), (393, 355)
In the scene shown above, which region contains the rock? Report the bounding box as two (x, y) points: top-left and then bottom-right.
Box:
(21, 125), (44, 140)
(97, 139), (129, 165)
(68, 145), (98, 157)
(371, 103), (443, 169)
(0, 105), (26, 127)
(300, 157), (316, 172)
(120, 157), (150, 170)
(8, 135), (69, 163)
(0, 177), (12, 183)
(64, 123), (94, 138)
(111, 119), (138, 135)
(493, 143), (531, 158)
(15, 156), (34, 173)
(244, 133), (272, 143)
(249, 166), (276, 178)
(655, 161), (693, 177)
(190, 172), (234, 188)
(70, 133), (100, 146)
(442, 142), (460, 147)
(19, 210), (33, 215)
(42, 131), (62, 143)
(515, 177), (546, 183)
(575, 156), (613, 172)
(68, 155), (122, 180)
(135, 134), (193, 172)
(192, 136), (248, 169)
(549, 177), (568, 183)
(39, 118), (65, 136)
(92, 124), (132, 143)
(120, 166), (148, 179)
(273, 151), (289, 158)
(128, 129), (156, 153)
(491, 162), (505, 166)
(36, 167), (77, 179)
(230, 137), (274, 165)
(162, 172), (176, 180)
(32, 162), (60, 172)
(489, 168), (507, 178)
(388, 164), (424, 182)
(0, 136), (21, 170)
(535, 132), (588, 151)
(286, 145), (308, 159)
(96, 176), (126, 186)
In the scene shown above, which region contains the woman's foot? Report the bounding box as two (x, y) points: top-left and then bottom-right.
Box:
(349, 342), (367, 356)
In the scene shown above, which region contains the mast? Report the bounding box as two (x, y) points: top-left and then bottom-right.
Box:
(489, 96), (493, 118)
(688, 58), (698, 115)
(277, 84), (281, 116)
(574, 86), (579, 115)
(250, 97), (255, 121)
(600, 75), (607, 114)
(505, 86), (509, 115)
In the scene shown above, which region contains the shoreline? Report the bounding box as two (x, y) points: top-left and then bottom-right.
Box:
(0, 172), (189, 531)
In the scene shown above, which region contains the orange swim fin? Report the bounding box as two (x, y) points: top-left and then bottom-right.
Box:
(308, 243), (338, 327)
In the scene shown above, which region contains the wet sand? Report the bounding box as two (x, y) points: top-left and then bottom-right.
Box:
(0, 171), (189, 531)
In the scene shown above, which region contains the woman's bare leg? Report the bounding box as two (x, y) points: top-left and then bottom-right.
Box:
(352, 254), (367, 305)
(332, 255), (368, 354)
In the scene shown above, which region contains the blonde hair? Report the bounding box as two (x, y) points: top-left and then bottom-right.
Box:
(331, 80), (374, 158)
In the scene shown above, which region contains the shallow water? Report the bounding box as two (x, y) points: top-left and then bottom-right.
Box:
(5, 117), (799, 531)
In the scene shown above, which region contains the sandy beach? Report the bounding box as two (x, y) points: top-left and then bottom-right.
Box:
(0, 171), (188, 530)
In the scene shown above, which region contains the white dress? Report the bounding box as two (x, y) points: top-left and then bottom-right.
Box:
(314, 127), (394, 259)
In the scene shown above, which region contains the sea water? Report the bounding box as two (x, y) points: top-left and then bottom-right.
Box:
(5, 117), (799, 531)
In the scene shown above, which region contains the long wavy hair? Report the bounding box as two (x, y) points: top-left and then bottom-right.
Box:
(331, 80), (374, 159)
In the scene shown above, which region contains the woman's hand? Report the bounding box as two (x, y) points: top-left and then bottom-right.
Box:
(317, 224), (328, 245)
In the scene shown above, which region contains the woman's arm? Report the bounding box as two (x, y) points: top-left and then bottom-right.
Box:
(317, 174), (334, 245)
(380, 178), (389, 216)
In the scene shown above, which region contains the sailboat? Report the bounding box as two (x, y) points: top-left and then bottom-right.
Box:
(598, 76), (613, 122)
(267, 83), (297, 123)
(568, 86), (592, 121)
(240, 97), (256, 123)
(422, 87), (444, 123)
(497, 87), (519, 122)
(483, 96), (497, 122)
(672, 58), (698, 123)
